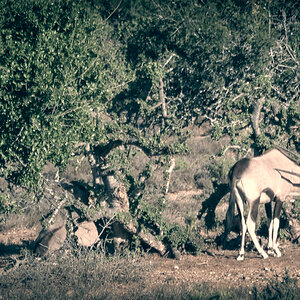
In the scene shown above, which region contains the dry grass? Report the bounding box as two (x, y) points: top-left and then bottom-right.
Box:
(1, 249), (298, 300)
(0, 249), (152, 300)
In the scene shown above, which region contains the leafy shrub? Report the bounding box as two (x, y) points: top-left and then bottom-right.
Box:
(164, 223), (189, 248)
(292, 199), (300, 222)
(209, 157), (236, 183)
(0, 194), (20, 222)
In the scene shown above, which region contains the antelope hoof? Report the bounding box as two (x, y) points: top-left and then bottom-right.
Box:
(237, 254), (244, 261)
(274, 249), (282, 257)
(261, 252), (269, 259)
(267, 248), (275, 256)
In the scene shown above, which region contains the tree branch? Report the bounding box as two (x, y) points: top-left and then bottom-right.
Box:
(165, 157), (175, 193)
(159, 78), (168, 118)
(251, 96), (265, 138)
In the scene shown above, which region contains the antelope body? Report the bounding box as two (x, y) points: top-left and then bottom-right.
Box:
(225, 148), (300, 260)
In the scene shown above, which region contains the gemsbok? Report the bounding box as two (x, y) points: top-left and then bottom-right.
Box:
(225, 148), (300, 260)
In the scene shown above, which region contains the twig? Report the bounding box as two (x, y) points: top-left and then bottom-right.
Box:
(78, 56), (99, 79)
(67, 56), (99, 86)
(284, 43), (299, 65)
(163, 53), (178, 67)
(107, 79), (134, 92)
(11, 126), (24, 147)
(70, 17), (77, 49)
(55, 105), (88, 119)
(47, 194), (68, 226)
(282, 10), (288, 44)
(14, 153), (27, 168)
(159, 78), (168, 118)
(251, 97), (265, 138)
(165, 157), (175, 194)
(222, 145), (249, 156)
(231, 93), (245, 102)
(104, 0), (123, 22)
(98, 215), (116, 239)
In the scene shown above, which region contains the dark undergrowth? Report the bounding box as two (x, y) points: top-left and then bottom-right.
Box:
(0, 249), (299, 300)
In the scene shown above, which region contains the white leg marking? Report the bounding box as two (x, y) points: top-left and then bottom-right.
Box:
(272, 217), (281, 257)
(267, 219), (274, 252)
(235, 187), (246, 261)
(272, 200), (283, 257)
(237, 217), (246, 261)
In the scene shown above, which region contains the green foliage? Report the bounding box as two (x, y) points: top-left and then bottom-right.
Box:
(134, 196), (166, 234)
(1, 0), (299, 251)
(0, 0), (131, 188)
(292, 199), (300, 222)
(209, 157), (236, 183)
(0, 193), (19, 221)
(2, 0), (299, 190)
(164, 223), (189, 248)
(174, 159), (189, 171)
(122, 0), (300, 150)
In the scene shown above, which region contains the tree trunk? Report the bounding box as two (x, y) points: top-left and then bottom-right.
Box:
(86, 145), (167, 255)
(159, 78), (168, 118)
(251, 96), (265, 156)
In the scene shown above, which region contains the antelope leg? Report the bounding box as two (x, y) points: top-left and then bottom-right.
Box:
(265, 202), (275, 254)
(247, 200), (268, 259)
(235, 187), (246, 261)
(237, 215), (247, 261)
(272, 200), (283, 257)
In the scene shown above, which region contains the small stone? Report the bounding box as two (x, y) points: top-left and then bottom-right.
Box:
(75, 221), (99, 247)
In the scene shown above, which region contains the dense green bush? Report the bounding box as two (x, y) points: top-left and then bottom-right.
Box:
(0, 0), (299, 251)
(0, 0), (131, 189)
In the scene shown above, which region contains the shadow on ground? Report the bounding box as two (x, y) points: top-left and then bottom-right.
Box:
(0, 241), (34, 256)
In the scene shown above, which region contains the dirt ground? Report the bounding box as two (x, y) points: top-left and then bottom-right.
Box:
(0, 226), (299, 290)
(147, 245), (300, 289)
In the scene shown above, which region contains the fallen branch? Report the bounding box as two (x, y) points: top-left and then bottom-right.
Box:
(222, 145), (250, 156)
(165, 157), (176, 194)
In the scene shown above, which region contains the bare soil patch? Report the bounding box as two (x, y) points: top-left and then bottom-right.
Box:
(0, 226), (299, 291)
(146, 245), (300, 290)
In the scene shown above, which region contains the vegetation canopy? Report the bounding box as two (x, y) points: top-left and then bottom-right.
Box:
(0, 0), (299, 253)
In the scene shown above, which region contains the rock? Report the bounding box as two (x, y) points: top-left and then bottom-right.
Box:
(34, 211), (67, 256)
(34, 225), (67, 257)
(171, 247), (182, 260)
(75, 221), (99, 247)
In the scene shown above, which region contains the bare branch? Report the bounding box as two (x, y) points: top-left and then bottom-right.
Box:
(165, 157), (175, 194)
(222, 145), (250, 156)
(163, 53), (178, 67)
(251, 97), (265, 138)
(47, 194), (68, 226)
(11, 126), (24, 147)
(104, 0), (123, 22)
(159, 78), (168, 118)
